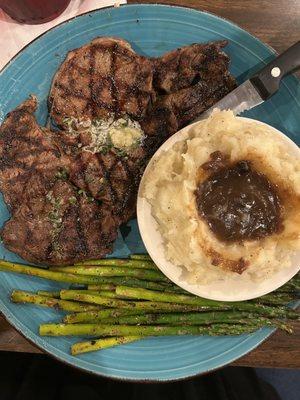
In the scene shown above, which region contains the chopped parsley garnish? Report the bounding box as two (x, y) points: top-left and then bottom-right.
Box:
(68, 196), (77, 204)
(55, 168), (69, 180)
(115, 148), (127, 158)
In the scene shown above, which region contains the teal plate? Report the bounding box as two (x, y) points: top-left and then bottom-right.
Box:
(0, 4), (299, 381)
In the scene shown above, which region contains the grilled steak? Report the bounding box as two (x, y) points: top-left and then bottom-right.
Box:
(49, 37), (235, 128)
(48, 38), (236, 221)
(2, 176), (118, 265)
(0, 38), (237, 265)
(141, 73), (236, 146)
(0, 98), (118, 264)
(152, 40), (234, 94)
(68, 146), (147, 223)
(49, 37), (154, 127)
(0, 97), (69, 211)
(141, 40), (236, 143)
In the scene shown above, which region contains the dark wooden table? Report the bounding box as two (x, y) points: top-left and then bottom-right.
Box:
(131, 0), (300, 53)
(0, 0), (299, 369)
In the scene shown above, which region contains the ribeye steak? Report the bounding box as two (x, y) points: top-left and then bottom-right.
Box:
(0, 97), (118, 265)
(0, 38), (236, 265)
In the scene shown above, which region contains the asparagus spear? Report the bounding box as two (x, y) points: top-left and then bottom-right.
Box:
(89, 277), (175, 289)
(253, 293), (296, 305)
(64, 288), (184, 300)
(71, 336), (141, 355)
(276, 278), (300, 293)
(86, 284), (116, 292)
(59, 290), (216, 312)
(50, 265), (168, 282)
(115, 286), (299, 318)
(37, 290), (61, 298)
(60, 290), (220, 312)
(109, 311), (262, 325)
(109, 312), (292, 332)
(0, 260), (170, 288)
(74, 259), (157, 270)
(11, 290), (101, 312)
(40, 323), (265, 337)
(87, 283), (188, 294)
(62, 290), (132, 300)
(114, 285), (224, 306)
(60, 290), (125, 308)
(64, 306), (214, 324)
(130, 254), (152, 261)
(63, 308), (146, 324)
(0, 260), (122, 285)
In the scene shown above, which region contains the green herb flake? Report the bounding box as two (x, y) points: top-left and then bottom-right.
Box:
(55, 168), (69, 180)
(100, 145), (111, 155)
(68, 196), (77, 205)
(46, 191), (53, 202)
(85, 175), (95, 184)
(115, 148), (127, 158)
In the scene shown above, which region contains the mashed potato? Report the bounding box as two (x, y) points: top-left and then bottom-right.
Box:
(142, 111), (300, 285)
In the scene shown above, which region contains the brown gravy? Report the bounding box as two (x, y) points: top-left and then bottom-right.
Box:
(195, 152), (283, 242)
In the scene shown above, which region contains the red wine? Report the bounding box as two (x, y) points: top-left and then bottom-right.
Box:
(0, 0), (71, 24)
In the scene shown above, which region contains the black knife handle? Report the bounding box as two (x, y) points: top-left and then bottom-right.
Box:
(250, 41), (300, 100)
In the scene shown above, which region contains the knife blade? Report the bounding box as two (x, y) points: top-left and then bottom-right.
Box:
(195, 40), (300, 122)
(197, 80), (263, 121)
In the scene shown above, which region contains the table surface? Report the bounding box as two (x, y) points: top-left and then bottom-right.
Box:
(0, 0), (299, 369)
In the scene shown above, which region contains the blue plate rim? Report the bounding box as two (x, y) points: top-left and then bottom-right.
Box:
(1, 297), (275, 382)
(0, 3), (297, 381)
(1, 4), (298, 100)
(0, 3), (280, 76)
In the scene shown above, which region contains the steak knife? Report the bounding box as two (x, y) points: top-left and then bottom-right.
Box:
(197, 41), (300, 120)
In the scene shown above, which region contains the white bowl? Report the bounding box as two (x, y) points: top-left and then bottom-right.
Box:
(137, 117), (300, 301)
